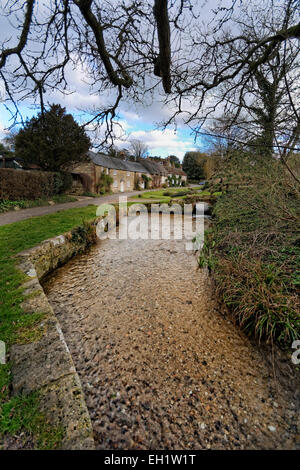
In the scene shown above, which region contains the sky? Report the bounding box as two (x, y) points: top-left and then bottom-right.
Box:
(0, 0), (231, 160)
(0, 78), (201, 161)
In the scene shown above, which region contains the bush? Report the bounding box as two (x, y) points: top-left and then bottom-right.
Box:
(0, 169), (73, 201)
(141, 174), (151, 189)
(96, 173), (113, 194)
(199, 152), (300, 348)
(170, 190), (190, 198)
(52, 172), (73, 194)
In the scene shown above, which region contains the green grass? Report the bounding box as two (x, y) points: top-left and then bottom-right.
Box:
(0, 204), (98, 449)
(132, 189), (173, 201)
(130, 187), (220, 203)
(0, 195), (77, 213)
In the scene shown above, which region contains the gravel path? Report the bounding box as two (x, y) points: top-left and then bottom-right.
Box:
(44, 218), (299, 450)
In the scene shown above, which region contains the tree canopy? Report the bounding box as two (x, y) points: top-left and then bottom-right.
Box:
(182, 151), (208, 181)
(15, 104), (90, 171)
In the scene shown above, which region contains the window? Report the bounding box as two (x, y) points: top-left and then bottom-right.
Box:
(127, 172), (130, 176)
(113, 169), (117, 175)
(113, 180), (118, 188)
(127, 180), (130, 187)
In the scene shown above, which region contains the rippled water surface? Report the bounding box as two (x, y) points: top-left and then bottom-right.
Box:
(44, 216), (299, 449)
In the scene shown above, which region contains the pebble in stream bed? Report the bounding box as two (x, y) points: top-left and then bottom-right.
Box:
(44, 217), (299, 450)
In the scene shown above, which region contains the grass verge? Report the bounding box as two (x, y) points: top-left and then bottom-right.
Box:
(0, 195), (77, 213)
(131, 188), (221, 203)
(0, 204), (98, 449)
(199, 154), (300, 348)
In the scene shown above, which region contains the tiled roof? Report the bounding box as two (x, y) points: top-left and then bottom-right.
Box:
(164, 165), (187, 176)
(88, 151), (150, 173)
(87, 151), (186, 176)
(139, 159), (168, 176)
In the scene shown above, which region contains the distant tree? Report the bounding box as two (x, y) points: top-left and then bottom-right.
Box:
(107, 145), (120, 158)
(2, 129), (18, 151)
(15, 104), (90, 171)
(0, 142), (11, 156)
(168, 155), (180, 167)
(118, 148), (132, 160)
(107, 146), (132, 160)
(203, 155), (221, 180)
(182, 151), (207, 180)
(129, 139), (149, 161)
(206, 114), (248, 157)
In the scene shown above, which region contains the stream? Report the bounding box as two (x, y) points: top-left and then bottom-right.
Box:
(43, 215), (299, 450)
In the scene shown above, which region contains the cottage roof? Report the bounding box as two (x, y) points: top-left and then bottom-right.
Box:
(138, 159), (168, 176)
(88, 151), (150, 174)
(87, 151), (186, 176)
(164, 165), (187, 176)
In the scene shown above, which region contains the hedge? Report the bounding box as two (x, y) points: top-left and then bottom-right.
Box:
(0, 169), (73, 201)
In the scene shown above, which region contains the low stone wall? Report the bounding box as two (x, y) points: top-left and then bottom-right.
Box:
(10, 220), (101, 449)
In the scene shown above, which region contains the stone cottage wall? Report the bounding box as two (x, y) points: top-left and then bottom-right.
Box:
(68, 161), (97, 193)
(109, 168), (135, 193)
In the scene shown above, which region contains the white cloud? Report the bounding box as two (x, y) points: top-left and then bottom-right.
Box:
(115, 128), (197, 160)
(0, 121), (10, 139)
(120, 110), (141, 121)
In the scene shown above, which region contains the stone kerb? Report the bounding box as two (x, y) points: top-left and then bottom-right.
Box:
(10, 221), (100, 449)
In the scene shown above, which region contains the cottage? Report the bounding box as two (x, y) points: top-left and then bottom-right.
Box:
(139, 159), (168, 187)
(164, 166), (187, 186)
(68, 151), (187, 194)
(68, 151), (151, 193)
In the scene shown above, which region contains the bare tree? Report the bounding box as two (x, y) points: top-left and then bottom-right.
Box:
(201, 1), (300, 158)
(129, 139), (149, 160)
(0, 0), (299, 152)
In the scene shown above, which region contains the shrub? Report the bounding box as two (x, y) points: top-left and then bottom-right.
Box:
(96, 173), (113, 194)
(141, 174), (151, 189)
(170, 190), (190, 197)
(0, 169), (73, 201)
(70, 221), (97, 247)
(52, 172), (73, 194)
(199, 152), (300, 348)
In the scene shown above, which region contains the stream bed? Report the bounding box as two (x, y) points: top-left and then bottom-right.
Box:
(44, 216), (299, 450)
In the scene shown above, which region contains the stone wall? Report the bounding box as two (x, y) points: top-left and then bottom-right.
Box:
(68, 161), (145, 194)
(10, 221), (102, 449)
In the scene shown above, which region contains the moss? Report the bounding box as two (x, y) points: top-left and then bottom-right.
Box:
(13, 313), (47, 345)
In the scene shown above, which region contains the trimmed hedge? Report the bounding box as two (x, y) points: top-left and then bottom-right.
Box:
(0, 169), (73, 201)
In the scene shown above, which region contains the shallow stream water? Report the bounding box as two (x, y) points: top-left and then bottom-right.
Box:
(44, 215), (299, 449)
